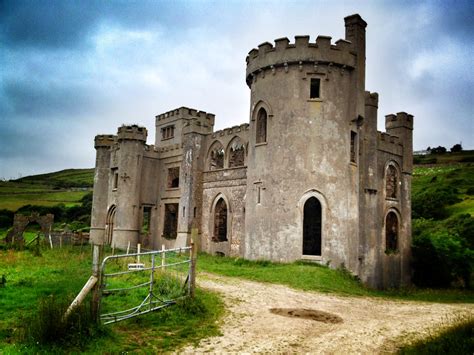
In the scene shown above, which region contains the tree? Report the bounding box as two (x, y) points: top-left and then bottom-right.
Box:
(430, 146), (447, 154)
(450, 143), (463, 153)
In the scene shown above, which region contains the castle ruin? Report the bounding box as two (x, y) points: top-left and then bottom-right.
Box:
(90, 14), (413, 288)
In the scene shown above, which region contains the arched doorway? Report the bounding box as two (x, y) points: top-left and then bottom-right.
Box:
(385, 211), (399, 253)
(105, 205), (116, 245)
(303, 197), (322, 256)
(213, 198), (228, 242)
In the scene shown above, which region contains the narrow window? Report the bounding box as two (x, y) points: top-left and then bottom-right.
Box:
(163, 203), (178, 239)
(386, 165), (398, 199)
(303, 197), (322, 256)
(162, 125), (175, 140)
(256, 108), (267, 144)
(141, 206), (152, 233)
(385, 212), (399, 253)
(182, 206), (185, 217)
(112, 169), (118, 189)
(310, 78), (320, 99)
(213, 198), (228, 242)
(167, 167), (180, 188)
(350, 131), (357, 163)
(193, 207), (197, 218)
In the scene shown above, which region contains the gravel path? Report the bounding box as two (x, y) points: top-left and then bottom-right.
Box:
(182, 273), (473, 354)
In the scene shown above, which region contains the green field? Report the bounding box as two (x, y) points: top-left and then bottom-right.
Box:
(0, 169), (93, 211)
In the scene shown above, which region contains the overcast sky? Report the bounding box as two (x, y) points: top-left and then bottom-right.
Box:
(1, 0), (472, 179)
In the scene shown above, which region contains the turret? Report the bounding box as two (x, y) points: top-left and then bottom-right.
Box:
(90, 134), (116, 245)
(113, 125), (148, 249)
(385, 112), (414, 173)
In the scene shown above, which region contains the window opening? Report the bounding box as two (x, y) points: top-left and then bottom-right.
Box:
(163, 203), (178, 239)
(303, 197), (322, 256)
(229, 138), (245, 167)
(141, 206), (152, 233)
(350, 131), (357, 163)
(385, 212), (399, 253)
(112, 169), (118, 189)
(213, 198), (228, 242)
(209, 142), (224, 170)
(256, 108), (267, 144)
(167, 167), (180, 188)
(386, 165), (398, 199)
(161, 125), (175, 140)
(310, 78), (320, 99)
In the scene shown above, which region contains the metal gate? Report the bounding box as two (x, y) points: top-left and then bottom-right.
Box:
(99, 246), (194, 324)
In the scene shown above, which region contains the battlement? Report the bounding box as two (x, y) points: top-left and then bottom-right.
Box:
(211, 124), (250, 138)
(117, 124), (147, 142)
(364, 91), (378, 108)
(377, 131), (403, 156)
(156, 106), (215, 126)
(94, 134), (116, 148)
(245, 33), (356, 86)
(385, 112), (414, 131)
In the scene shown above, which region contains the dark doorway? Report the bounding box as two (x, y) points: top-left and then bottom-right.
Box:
(163, 203), (178, 239)
(213, 198), (228, 242)
(385, 211), (398, 252)
(303, 197), (322, 256)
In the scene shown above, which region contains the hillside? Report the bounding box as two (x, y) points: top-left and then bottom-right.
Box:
(0, 169), (93, 211)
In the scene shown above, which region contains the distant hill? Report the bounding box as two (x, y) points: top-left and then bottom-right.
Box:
(13, 168), (94, 188)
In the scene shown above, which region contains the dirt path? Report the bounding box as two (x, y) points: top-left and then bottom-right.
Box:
(182, 273), (473, 354)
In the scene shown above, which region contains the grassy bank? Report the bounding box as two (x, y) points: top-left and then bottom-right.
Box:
(197, 253), (474, 303)
(0, 246), (224, 353)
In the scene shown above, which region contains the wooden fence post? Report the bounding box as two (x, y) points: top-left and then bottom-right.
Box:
(189, 228), (198, 298)
(91, 244), (103, 323)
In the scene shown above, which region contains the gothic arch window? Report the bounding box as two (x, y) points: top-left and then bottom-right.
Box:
(228, 137), (245, 167)
(105, 205), (116, 245)
(256, 108), (267, 144)
(385, 211), (399, 253)
(386, 163), (399, 199)
(213, 198), (228, 242)
(303, 197), (322, 256)
(208, 141), (225, 170)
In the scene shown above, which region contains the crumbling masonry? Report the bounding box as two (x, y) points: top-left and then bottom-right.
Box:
(90, 14), (413, 288)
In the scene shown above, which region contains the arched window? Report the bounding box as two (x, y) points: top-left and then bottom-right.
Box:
(208, 141), (225, 170)
(256, 108), (267, 144)
(385, 211), (399, 253)
(386, 164), (398, 199)
(303, 197), (322, 256)
(213, 198), (228, 242)
(228, 137), (245, 167)
(105, 205), (116, 245)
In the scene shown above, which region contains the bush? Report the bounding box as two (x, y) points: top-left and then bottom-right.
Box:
(412, 186), (461, 220)
(0, 209), (14, 228)
(412, 221), (473, 288)
(20, 294), (102, 348)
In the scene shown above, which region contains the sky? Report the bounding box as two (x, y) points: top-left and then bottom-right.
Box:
(1, 0), (473, 179)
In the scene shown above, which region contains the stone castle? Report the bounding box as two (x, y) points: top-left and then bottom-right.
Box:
(90, 14), (413, 288)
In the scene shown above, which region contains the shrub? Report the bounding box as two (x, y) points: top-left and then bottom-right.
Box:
(412, 225), (473, 288)
(412, 186), (461, 220)
(20, 294), (101, 348)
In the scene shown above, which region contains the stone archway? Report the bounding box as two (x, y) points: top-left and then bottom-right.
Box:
(105, 205), (116, 245)
(4, 212), (54, 243)
(303, 197), (322, 256)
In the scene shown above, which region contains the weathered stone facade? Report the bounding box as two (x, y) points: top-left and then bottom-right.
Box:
(90, 14), (413, 288)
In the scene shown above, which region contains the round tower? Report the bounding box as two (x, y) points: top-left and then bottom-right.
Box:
(90, 134), (116, 245)
(244, 15), (367, 270)
(112, 125), (147, 249)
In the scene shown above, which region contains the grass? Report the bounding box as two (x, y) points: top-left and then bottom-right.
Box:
(0, 246), (224, 353)
(13, 168), (94, 187)
(398, 314), (473, 354)
(197, 253), (474, 303)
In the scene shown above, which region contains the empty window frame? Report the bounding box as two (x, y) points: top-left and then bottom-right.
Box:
(310, 78), (320, 99)
(209, 142), (225, 170)
(141, 206), (152, 233)
(213, 198), (228, 242)
(350, 131), (357, 163)
(229, 138), (245, 167)
(256, 108), (267, 144)
(385, 211), (399, 253)
(163, 203), (178, 239)
(386, 165), (398, 199)
(167, 167), (180, 188)
(161, 125), (175, 140)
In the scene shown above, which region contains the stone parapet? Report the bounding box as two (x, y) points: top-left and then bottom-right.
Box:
(246, 35), (356, 86)
(94, 134), (116, 148)
(117, 125), (147, 142)
(156, 106), (215, 126)
(385, 112), (414, 131)
(211, 124), (250, 139)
